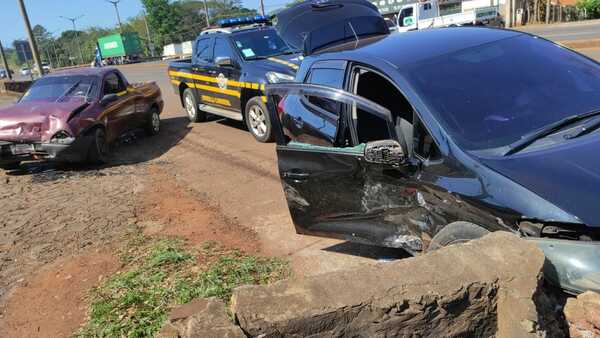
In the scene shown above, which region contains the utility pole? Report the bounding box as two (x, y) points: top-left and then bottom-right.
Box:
(0, 41), (12, 80)
(260, 0), (265, 16)
(142, 10), (155, 58)
(106, 0), (123, 33)
(545, 0), (551, 23)
(202, 0), (210, 27)
(17, 0), (43, 77)
(60, 15), (85, 65)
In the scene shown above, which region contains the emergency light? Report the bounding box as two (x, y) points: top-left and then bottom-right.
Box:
(217, 15), (270, 28)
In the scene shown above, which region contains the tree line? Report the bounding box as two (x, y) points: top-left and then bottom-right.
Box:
(3, 0), (258, 70)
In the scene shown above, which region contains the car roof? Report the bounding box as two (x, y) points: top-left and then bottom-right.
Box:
(316, 27), (524, 68)
(45, 67), (117, 77)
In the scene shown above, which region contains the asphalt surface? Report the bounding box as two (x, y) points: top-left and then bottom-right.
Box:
(517, 19), (600, 41)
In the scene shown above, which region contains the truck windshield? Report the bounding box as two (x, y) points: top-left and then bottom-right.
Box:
(232, 29), (296, 60)
(406, 35), (600, 151)
(21, 75), (96, 103)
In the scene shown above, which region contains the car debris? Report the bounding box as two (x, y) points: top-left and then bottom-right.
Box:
(0, 67), (163, 168)
(266, 0), (600, 294)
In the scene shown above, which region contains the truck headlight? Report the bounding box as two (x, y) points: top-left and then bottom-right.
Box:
(50, 130), (75, 144)
(266, 72), (295, 84)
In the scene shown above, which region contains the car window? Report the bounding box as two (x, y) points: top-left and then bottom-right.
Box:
(195, 38), (213, 63)
(406, 35), (600, 150)
(306, 68), (345, 115)
(103, 72), (126, 96)
(232, 29), (295, 60)
(213, 38), (234, 62)
(21, 75), (95, 102)
(399, 7), (414, 27)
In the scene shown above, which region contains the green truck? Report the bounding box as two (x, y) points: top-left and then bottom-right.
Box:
(97, 33), (143, 64)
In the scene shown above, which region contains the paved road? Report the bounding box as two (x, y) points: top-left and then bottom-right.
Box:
(517, 19), (600, 41)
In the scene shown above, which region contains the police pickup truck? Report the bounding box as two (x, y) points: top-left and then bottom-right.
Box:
(168, 16), (302, 142)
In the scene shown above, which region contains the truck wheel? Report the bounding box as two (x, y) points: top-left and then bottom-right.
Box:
(87, 128), (109, 164)
(245, 97), (273, 143)
(145, 107), (160, 136)
(183, 88), (205, 123)
(427, 221), (490, 251)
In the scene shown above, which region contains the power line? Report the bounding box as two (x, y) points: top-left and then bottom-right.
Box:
(105, 0), (123, 33)
(59, 15), (85, 64)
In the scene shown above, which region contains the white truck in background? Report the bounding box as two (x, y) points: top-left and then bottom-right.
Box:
(395, 0), (499, 32)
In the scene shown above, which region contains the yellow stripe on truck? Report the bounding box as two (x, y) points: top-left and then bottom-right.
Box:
(267, 57), (299, 70)
(201, 95), (232, 106)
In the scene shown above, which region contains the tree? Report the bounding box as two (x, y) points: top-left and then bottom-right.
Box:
(577, 0), (600, 18)
(141, 0), (184, 47)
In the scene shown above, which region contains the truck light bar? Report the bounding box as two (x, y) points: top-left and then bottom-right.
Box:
(217, 15), (270, 28)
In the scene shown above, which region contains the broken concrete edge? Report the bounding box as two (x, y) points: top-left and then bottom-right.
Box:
(564, 291), (600, 338)
(160, 233), (561, 338)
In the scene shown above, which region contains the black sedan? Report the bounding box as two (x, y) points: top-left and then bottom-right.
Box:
(266, 0), (600, 294)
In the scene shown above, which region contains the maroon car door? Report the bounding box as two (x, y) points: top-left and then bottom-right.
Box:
(100, 71), (137, 142)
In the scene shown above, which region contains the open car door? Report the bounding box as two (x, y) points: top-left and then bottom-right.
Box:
(266, 83), (424, 253)
(274, 0), (389, 55)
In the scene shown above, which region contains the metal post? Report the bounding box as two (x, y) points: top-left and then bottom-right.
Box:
(61, 15), (85, 65)
(545, 0), (551, 23)
(17, 0), (43, 76)
(106, 0), (123, 33)
(142, 10), (155, 58)
(0, 41), (13, 80)
(202, 0), (210, 26)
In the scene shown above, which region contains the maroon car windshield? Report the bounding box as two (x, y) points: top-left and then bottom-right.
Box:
(21, 75), (96, 103)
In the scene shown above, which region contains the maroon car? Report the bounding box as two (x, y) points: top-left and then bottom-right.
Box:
(0, 67), (163, 168)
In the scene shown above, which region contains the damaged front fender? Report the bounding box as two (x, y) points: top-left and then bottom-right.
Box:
(529, 238), (600, 294)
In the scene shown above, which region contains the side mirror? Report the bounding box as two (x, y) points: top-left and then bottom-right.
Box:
(215, 56), (235, 68)
(364, 140), (405, 165)
(100, 93), (118, 106)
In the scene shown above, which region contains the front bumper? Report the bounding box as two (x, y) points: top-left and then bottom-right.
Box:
(529, 238), (600, 294)
(0, 135), (94, 164)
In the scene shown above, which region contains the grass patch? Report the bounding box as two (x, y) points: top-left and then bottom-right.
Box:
(78, 238), (288, 338)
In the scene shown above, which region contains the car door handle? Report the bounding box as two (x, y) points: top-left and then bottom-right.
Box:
(283, 170), (310, 181)
(208, 70), (218, 75)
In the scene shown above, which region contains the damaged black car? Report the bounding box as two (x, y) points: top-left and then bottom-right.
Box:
(266, 0), (600, 294)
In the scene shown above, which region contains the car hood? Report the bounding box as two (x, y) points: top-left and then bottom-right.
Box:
(249, 53), (303, 74)
(479, 135), (600, 226)
(0, 97), (87, 142)
(274, 0), (388, 55)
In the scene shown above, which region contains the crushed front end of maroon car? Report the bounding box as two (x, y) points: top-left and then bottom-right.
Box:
(0, 75), (97, 165)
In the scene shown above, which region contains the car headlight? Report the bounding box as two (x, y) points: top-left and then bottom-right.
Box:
(50, 130), (75, 144)
(266, 72), (295, 84)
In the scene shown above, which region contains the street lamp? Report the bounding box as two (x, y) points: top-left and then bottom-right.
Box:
(106, 0), (123, 33)
(60, 15), (85, 65)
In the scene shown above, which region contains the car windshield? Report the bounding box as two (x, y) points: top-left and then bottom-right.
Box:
(232, 29), (296, 60)
(21, 75), (96, 102)
(406, 35), (600, 151)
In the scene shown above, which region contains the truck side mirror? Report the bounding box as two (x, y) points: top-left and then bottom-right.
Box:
(364, 140), (405, 165)
(100, 93), (119, 106)
(215, 56), (235, 68)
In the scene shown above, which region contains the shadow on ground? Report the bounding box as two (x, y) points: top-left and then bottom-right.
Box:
(323, 241), (412, 262)
(3, 116), (191, 181)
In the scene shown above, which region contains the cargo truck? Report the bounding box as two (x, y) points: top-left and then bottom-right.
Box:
(97, 33), (143, 65)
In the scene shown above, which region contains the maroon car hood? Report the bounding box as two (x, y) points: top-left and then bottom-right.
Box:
(0, 97), (86, 142)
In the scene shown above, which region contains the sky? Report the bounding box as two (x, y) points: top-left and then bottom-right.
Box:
(0, 0), (289, 47)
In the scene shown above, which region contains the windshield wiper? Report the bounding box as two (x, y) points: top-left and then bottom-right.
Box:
(563, 116), (600, 140)
(56, 80), (82, 102)
(504, 109), (600, 156)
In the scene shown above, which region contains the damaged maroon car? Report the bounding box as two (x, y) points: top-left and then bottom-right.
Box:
(0, 67), (163, 168)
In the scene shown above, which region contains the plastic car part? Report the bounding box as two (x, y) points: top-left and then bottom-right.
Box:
(528, 238), (600, 294)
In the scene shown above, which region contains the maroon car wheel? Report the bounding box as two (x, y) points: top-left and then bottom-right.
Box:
(87, 128), (109, 164)
(145, 108), (160, 136)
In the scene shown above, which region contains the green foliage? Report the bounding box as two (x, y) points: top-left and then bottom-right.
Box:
(141, 0), (184, 47)
(78, 239), (289, 338)
(577, 0), (600, 18)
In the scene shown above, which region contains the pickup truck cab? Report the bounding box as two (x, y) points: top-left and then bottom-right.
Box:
(396, 0), (499, 32)
(168, 16), (302, 142)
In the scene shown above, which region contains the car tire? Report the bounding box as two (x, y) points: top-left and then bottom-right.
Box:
(145, 107), (160, 136)
(87, 128), (109, 164)
(183, 88), (205, 123)
(427, 221), (490, 251)
(0, 161), (21, 170)
(244, 97), (273, 143)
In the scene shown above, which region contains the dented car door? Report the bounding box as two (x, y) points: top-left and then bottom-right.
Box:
(267, 84), (426, 253)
